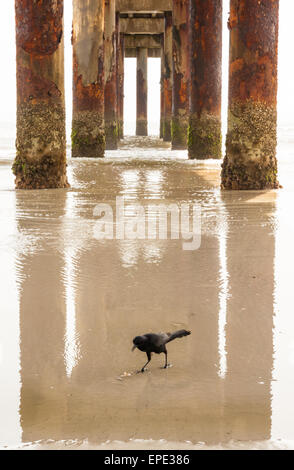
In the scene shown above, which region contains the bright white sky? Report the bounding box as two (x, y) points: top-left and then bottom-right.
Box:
(0, 0), (293, 135)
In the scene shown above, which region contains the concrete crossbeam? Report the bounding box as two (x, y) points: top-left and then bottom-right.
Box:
(117, 0), (172, 12)
(120, 17), (164, 34)
(124, 34), (162, 49)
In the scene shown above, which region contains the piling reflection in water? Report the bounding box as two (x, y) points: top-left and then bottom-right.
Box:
(16, 190), (68, 442)
(221, 190), (275, 442)
(0, 137), (285, 447)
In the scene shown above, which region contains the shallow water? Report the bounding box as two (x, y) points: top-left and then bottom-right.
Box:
(1, 134), (294, 450)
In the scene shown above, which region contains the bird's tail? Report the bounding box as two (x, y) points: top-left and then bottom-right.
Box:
(165, 329), (191, 344)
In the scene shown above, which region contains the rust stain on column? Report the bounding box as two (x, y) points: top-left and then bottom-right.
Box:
(105, 0), (118, 150)
(171, 0), (189, 150)
(163, 11), (173, 142)
(221, 0), (280, 190)
(13, 0), (69, 189)
(136, 48), (148, 136)
(188, 0), (222, 159)
(72, 0), (105, 158)
(117, 25), (125, 140)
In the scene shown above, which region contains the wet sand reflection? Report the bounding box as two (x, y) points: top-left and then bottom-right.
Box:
(222, 191), (275, 442)
(5, 143), (278, 447)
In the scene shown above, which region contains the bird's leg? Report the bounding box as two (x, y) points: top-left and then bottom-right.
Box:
(164, 351), (168, 369)
(141, 352), (151, 373)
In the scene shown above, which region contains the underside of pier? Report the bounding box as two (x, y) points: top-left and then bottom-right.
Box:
(13, 0), (280, 191)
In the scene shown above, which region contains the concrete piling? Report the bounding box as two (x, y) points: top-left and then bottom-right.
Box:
(136, 48), (148, 136)
(160, 34), (165, 139)
(13, 0), (69, 189)
(171, 0), (189, 150)
(162, 11), (173, 142)
(117, 31), (125, 140)
(72, 0), (105, 158)
(188, 0), (222, 160)
(221, 0), (280, 190)
(105, 0), (118, 150)
(13, 0), (281, 192)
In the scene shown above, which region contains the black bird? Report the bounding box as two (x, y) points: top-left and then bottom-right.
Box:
(132, 329), (191, 372)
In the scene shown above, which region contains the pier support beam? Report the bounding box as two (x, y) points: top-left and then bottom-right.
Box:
(221, 0), (280, 190)
(171, 0), (189, 150)
(117, 32), (125, 139)
(136, 48), (148, 136)
(160, 37), (165, 139)
(105, 0), (118, 150)
(188, 0), (222, 159)
(72, 0), (105, 158)
(162, 11), (173, 142)
(13, 0), (68, 189)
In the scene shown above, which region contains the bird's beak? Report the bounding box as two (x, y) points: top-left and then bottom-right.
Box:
(132, 345), (137, 352)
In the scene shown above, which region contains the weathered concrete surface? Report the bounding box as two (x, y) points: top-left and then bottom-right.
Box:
(120, 17), (164, 34)
(171, 0), (189, 150)
(125, 48), (161, 58)
(105, 0), (118, 150)
(117, 0), (172, 12)
(13, 0), (69, 189)
(162, 12), (173, 141)
(117, 32), (125, 139)
(136, 48), (148, 136)
(188, 0), (222, 160)
(124, 34), (162, 49)
(144, 49), (161, 58)
(221, 0), (280, 190)
(160, 34), (165, 138)
(72, 0), (105, 158)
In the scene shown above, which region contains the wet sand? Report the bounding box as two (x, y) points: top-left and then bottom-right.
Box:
(1, 136), (294, 450)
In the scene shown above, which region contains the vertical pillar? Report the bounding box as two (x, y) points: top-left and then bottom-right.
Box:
(160, 35), (165, 139)
(13, 0), (68, 189)
(104, 0), (118, 150)
(72, 0), (105, 158)
(136, 48), (148, 136)
(117, 31), (125, 140)
(221, 0), (280, 189)
(188, 0), (222, 159)
(171, 0), (189, 150)
(163, 12), (173, 142)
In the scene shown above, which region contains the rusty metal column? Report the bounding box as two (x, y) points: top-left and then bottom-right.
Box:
(13, 0), (68, 189)
(221, 0), (280, 190)
(188, 0), (222, 159)
(160, 34), (165, 139)
(163, 11), (173, 142)
(72, 0), (105, 158)
(136, 48), (148, 136)
(117, 30), (125, 140)
(171, 0), (189, 150)
(105, 0), (118, 150)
